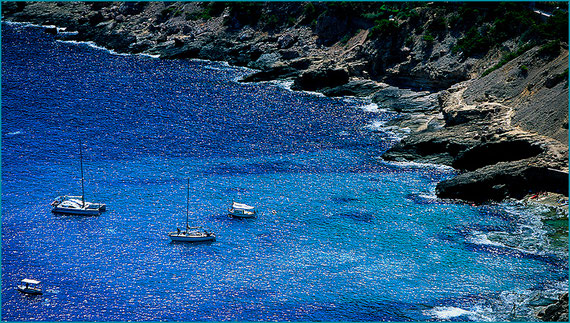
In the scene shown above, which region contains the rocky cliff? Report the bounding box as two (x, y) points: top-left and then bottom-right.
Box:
(2, 1), (568, 204)
(383, 45), (569, 202)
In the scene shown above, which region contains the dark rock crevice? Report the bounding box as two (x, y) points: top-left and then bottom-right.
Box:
(452, 140), (544, 171)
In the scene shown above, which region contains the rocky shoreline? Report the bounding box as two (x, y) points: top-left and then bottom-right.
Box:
(538, 293), (569, 322)
(3, 1), (567, 205)
(2, 1), (568, 320)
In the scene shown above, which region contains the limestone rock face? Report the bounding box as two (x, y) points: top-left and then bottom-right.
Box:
(315, 14), (348, 46)
(248, 53), (282, 70)
(277, 33), (296, 49)
(322, 80), (389, 97)
(372, 87), (439, 112)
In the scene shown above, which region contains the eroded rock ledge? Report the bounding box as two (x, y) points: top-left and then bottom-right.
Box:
(383, 46), (569, 203)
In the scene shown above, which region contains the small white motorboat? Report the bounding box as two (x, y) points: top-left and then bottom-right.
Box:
(51, 141), (106, 216)
(17, 279), (43, 295)
(168, 179), (216, 243)
(228, 201), (256, 218)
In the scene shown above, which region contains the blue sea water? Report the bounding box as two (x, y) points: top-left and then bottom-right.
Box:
(1, 23), (567, 321)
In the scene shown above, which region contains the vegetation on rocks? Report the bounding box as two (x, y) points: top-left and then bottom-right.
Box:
(481, 44), (534, 77)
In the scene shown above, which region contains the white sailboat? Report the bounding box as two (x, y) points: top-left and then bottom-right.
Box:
(168, 179), (216, 243)
(51, 141), (106, 216)
(228, 201), (256, 218)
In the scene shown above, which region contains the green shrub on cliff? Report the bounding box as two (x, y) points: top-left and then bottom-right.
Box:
(396, 7), (419, 20)
(226, 2), (264, 26)
(542, 9), (569, 41)
(262, 14), (279, 27)
(453, 3), (568, 57)
(301, 2), (321, 26)
(369, 19), (399, 39)
(453, 26), (490, 56)
(427, 16), (447, 33)
(187, 2), (225, 21)
(423, 32), (434, 42)
(481, 43), (534, 77)
(362, 11), (385, 20)
(539, 40), (561, 57)
(339, 33), (352, 45)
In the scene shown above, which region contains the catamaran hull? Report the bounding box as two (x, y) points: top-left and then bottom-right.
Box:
(52, 207), (101, 216)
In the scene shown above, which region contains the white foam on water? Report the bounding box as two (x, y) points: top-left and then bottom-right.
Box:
(467, 231), (507, 248)
(4, 21), (45, 28)
(46, 287), (60, 294)
(58, 30), (79, 36)
(483, 199), (568, 259)
(201, 61), (254, 74)
(359, 102), (386, 113)
(138, 53), (160, 59)
(466, 227), (556, 258)
(266, 79), (294, 91)
(426, 306), (495, 321)
(56, 39), (129, 56)
(363, 119), (412, 141)
(4, 21), (77, 35)
(378, 159), (455, 171)
(418, 193), (439, 200)
(364, 119), (388, 131)
(57, 39), (157, 59)
(191, 58), (230, 66)
(428, 306), (470, 319)
(300, 88), (326, 97)
(5, 130), (24, 137)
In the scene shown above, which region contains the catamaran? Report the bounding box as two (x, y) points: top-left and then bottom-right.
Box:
(17, 279), (43, 295)
(228, 201), (256, 218)
(168, 179), (216, 243)
(51, 141), (106, 216)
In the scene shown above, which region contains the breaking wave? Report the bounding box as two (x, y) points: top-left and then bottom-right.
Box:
(425, 306), (495, 321)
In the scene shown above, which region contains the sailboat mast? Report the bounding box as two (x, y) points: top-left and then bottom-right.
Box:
(186, 178), (190, 229)
(79, 141), (85, 207)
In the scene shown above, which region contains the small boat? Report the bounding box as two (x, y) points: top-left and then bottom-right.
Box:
(51, 141), (106, 216)
(228, 201), (256, 218)
(169, 226), (216, 242)
(17, 279), (43, 295)
(51, 196), (106, 216)
(168, 179), (216, 243)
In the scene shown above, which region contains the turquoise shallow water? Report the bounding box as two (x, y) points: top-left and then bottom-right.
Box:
(1, 22), (567, 321)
